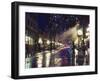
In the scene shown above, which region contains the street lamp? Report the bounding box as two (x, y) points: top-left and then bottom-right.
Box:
(86, 32), (89, 37)
(86, 27), (90, 37)
(77, 29), (83, 48)
(38, 37), (43, 44)
(77, 29), (83, 36)
(76, 29), (84, 65)
(87, 27), (90, 32)
(47, 40), (50, 45)
(25, 36), (29, 44)
(77, 29), (83, 46)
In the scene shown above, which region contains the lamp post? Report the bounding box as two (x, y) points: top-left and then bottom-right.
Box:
(76, 29), (85, 65)
(77, 29), (83, 49)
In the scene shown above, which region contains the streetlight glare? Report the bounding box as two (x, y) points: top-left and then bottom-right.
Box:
(87, 27), (90, 32)
(47, 40), (50, 45)
(25, 36), (29, 42)
(38, 37), (43, 44)
(86, 32), (89, 36)
(25, 36), (33, 45)
(77, 29), (83, 36)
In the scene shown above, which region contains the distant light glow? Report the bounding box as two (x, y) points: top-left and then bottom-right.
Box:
(87, 27), (90, 32)
(86, 32), (89, 36)
(38, 37), (43, 44)
(77, 29), (83, 36)
(25, 36), (33, 45)
(47, 40), (50, 45)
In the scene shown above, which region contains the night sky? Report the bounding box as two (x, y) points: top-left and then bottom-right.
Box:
(26, 13), (89, 34)
(37, 14), (49, 32)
